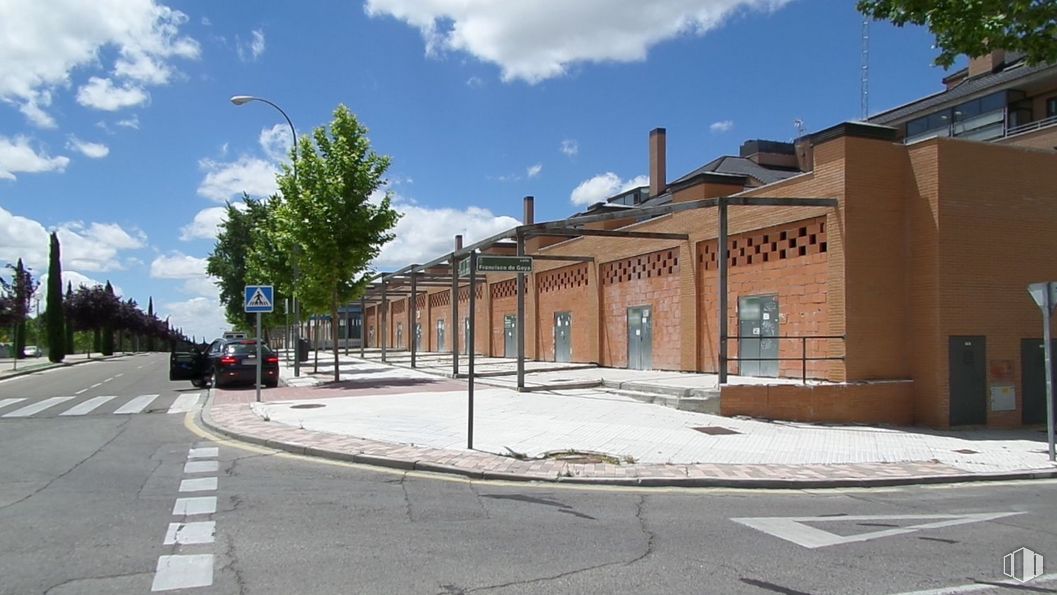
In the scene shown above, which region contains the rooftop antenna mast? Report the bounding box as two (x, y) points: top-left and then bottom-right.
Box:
(861, 16), (870, 120)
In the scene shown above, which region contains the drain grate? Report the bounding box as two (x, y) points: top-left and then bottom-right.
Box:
(953, 448), (978, 454)
(692, 426), (740, 435)
(290, 403), (326, 409)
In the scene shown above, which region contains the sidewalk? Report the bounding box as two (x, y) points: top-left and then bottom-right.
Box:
(200, 350), (1057, 487)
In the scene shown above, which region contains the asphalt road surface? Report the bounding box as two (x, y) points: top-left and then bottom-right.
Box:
(1, 353), (1055, 594)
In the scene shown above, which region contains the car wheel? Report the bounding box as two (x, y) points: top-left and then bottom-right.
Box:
(191, 378), (203, 388)
(265, 380), (278, 388)
(212, 372), (224, 389)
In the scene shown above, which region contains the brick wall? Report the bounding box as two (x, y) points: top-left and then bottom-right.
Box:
(536, 263), (592, 362)
(427, 289), (451, 352)
(600, 248), (682, 369)
(455, 283), (487, 354)
(721, 381), (914, 425)
(490, 279), (518, 356)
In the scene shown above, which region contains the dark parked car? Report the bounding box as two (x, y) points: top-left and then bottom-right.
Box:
(170, 338), (279, 389)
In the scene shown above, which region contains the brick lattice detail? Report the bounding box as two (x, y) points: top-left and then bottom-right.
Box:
(392, 301), (405, 315)
(457, 285), (483, 301)
(601, 249), (679, 286)
(538, 264), (589, 293)
(429, 291), (450, 308)
(698, 218), (827, 271)
(491, 279), (517, 299)
(415, 294), (426, 308)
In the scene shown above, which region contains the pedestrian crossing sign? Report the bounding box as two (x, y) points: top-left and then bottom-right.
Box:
(244, 285), (274, 313)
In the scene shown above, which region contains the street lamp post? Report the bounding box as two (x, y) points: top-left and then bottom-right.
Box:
(230, 95), (302, 377)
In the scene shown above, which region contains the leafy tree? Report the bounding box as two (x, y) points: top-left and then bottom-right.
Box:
(266, 105), (400, 381)
(64, 281), (75, 355)
(858, 0), (1057, 67)
(45, 232), (66, 362)
(7, 259), (37, 359)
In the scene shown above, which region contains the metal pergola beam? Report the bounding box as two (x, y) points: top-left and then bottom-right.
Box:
(527, 228), (690, 241)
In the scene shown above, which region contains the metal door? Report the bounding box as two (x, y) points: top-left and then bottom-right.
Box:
(554, 312), (572, 363)
(738, 295), (779, 377)
(414, 323), (422, 351)
(504, 315), (517, 358)
(463, 318), (470, 355)
(949, 336), (987, 426)
(437, 319), (446, 352)
(396, 323), (403, 350)
(1021, 339), (1057, 424)
(627, 306), (653, 370)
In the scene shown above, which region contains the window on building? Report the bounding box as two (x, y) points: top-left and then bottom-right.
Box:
(1047, 97), (1057, 118)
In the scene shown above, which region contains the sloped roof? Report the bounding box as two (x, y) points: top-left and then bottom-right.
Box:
(671, 155), (800, 186)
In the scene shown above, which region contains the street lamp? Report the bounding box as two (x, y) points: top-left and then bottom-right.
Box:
(230, 94), (302, 377)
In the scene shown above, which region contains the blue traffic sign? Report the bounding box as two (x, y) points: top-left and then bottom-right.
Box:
(244, 285), (274, 313)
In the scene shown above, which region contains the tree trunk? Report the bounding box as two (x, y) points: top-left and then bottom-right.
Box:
(312, 318), (319, 373)
(332, 291), (340, 383)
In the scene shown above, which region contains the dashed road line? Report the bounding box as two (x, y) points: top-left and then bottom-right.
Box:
(89, 382), (102, 389)
(102, 377), (113, 383)
(179, 477), (218, 493)
(3, 397), (74, 418)
(163, 521), (215, 545)
(172, 497), (217, 516)
(151, 555), (214, 591)
(74, 388), (88, 395)
(187, 447), (219, 459)
(113, 394), (159, 415)
(114, 373), (124, 378)
(59, 396), (116, 416)
(184, 460), (219, 474)
(167, 393), (201, 415)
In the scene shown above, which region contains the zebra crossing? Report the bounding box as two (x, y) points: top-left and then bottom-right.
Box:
(0, 392), (203, 419)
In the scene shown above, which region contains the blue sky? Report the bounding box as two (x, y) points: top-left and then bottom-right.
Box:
(0, 0), (955, 339)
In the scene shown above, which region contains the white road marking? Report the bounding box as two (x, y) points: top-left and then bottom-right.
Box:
(102, 377), (113, 383)
(732, 512), (1024, 549)
(163, 521), (215, 545)
(115, 373), (124, 378)
(59, 396), (116, 416)
(2, 397), (75, 418)
(138, 365), (144, 369)
(184, 460), (219, 474)
(890, 572), (1057, 594)
(173, 497), (217, 516)
(151, 554), (214, 591)
(113, 394), (159, 414)
(179, 477), (218, 492)
(167, 393), (200, 414)
(0, 398), (26, 411)
(187, 447), (219, 459)
(89, 382), (102, 389)
(74, 388), (88, 395)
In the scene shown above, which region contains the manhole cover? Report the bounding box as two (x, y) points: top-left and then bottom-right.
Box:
(692, 426), (740, 435)
(290, 403), (326, 409)
(953, 448), (978, 454)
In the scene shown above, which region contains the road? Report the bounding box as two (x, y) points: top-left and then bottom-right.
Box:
(1, 353), (1055, 594)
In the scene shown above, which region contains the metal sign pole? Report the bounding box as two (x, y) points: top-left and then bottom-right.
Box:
(256, 312), (262, 404)
(467, 251), (477, 450)
(1045, 285), (1055, 461)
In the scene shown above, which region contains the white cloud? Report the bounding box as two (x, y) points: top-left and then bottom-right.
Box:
(116, 115), (140, 129)
(710, 119), (734, 133)
(236, 29), (266, 61)
(34, 271), (120, 303)
(258, 124), (292, 161)
(569, 172), (649, 206)
(180, 205), (246, 241)
(560, 139), (578, 157)
(0, 207), (145, 278)
(527, 163), (542, 178)
(181, 276), (218, 298)
(0, 136), (70, 180)
(149, 252), (207, 279)
(67, 136), (110, 159)
(197, 156), (278, 202)
(466, 75), (484, 88)
(365, 0), (790, 83)
(19, 92), (56, 128)
(160, 296), (227, 343)
(373, 195), (519, 268)
(76, 77), (149, 111)
(0, 0), (199, 124)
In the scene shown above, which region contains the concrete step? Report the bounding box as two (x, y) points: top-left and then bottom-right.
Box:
(602, 385), (722, 415)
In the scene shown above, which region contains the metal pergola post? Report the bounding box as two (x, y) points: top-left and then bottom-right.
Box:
(452, 258), (460, 377)
(410, 266), (418, 368)
(381, 280), (388, 363)
(718, 197), (729, 385)
(467, 251), (477, 450)
(516, 232), (526, 390)
(360, 297), (366, 358)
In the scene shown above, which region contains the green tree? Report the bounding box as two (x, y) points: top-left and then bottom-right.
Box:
(858, 0), (1057, 68)
(101, 281), (115, 355)
(64, 282), (75, 355)
(267, 105), (400, 381)
(146, 297), (155, 351)
(7, 259), (36, 359)
(45, 232), (66, 362)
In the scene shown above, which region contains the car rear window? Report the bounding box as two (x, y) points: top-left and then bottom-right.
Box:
(224, 342), (273, 356)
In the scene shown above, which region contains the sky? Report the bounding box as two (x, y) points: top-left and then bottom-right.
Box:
(0, 0), (957, 340)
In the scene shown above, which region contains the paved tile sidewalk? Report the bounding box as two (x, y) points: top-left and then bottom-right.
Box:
(201, 351), (1057, 487)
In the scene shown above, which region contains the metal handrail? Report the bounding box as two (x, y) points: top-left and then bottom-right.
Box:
(724, 334), (846, 383)
(1005, 114), (1057, 137)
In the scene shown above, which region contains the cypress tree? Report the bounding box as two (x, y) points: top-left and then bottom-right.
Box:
(45, 232), (65, 362)
(12, 259), (28, 359)
(146, 297), (154, 351)
(64, 281), (74, 355)
(101, 281), (115, 356)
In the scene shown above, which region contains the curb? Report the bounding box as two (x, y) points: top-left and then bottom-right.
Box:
(0, 353), (138, 381)
(196, 399), (1057, 489)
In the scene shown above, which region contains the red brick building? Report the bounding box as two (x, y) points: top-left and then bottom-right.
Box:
(362, 52), (1057, 429)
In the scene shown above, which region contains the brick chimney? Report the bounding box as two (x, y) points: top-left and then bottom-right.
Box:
(454, 235), (463, 250)
(649, 127), (666, 197)
(968, 49), (1006, 78)
(522, 195), (534, 225)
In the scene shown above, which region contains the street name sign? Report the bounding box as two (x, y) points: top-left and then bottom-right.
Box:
(476, 256), (533, 273)
(244, 285), (274, 313)
(458, 258), (470, 278)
